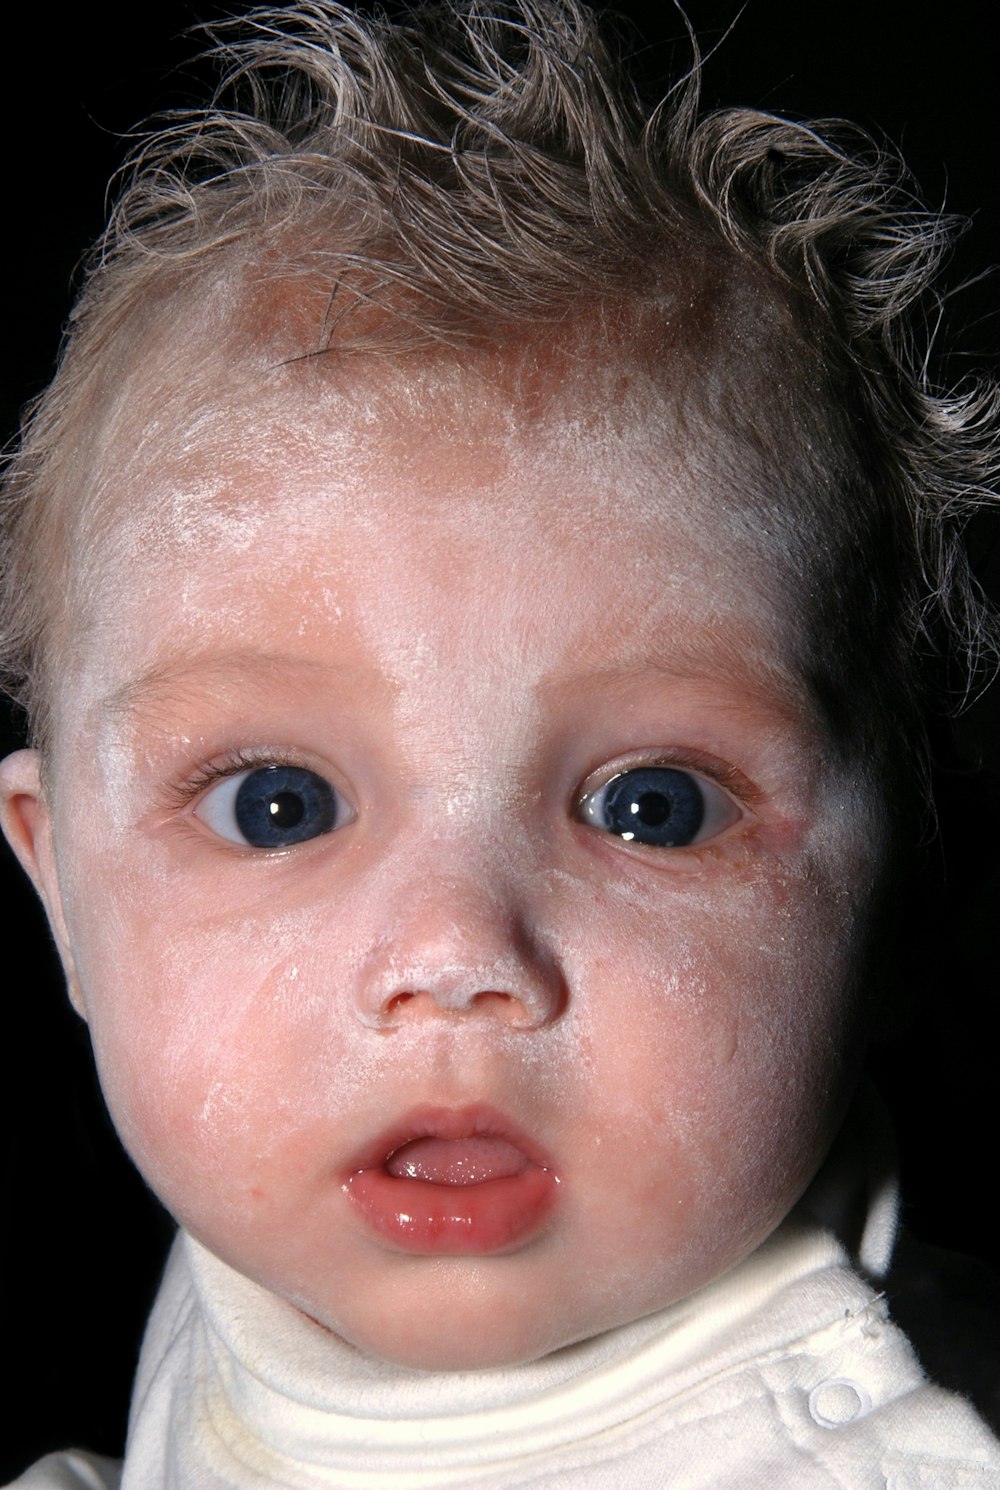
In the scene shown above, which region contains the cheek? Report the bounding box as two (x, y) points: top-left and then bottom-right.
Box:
(568, 847), (862, 1074)
(558, 850), (867, 1209)
(55, 830), (367, 1206)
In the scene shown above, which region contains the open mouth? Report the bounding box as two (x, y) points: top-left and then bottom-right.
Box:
(342, 1106), (559, 1255)
(385, 1134), (531, 1184)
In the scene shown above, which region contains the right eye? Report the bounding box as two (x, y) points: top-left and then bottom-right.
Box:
(193, 764), (349, 849)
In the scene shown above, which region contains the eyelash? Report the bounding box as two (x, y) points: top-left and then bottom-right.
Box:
(168, 746), (757, 853)
(580, 749), (758, 803)
(574, 751), (754, 849)
(167, 747), (306, 809)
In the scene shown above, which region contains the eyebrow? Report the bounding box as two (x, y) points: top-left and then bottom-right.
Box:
(542, 626), (815, 730)
(99, 626), (815, 742)
(98, 649), (364, 729)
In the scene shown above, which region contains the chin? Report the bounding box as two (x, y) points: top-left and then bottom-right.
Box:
(345, 1317), (567, 1372)
(370, 1333), (549, 1372)
(309, 1289), (583, 1372)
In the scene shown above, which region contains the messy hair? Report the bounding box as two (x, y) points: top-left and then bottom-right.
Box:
(1, 0), (997, 784)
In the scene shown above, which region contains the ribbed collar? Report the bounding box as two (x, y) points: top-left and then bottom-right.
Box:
(126, 1091), (898, 1484)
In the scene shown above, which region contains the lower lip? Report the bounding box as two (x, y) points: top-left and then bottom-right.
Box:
(343, 1147), (559, 1255)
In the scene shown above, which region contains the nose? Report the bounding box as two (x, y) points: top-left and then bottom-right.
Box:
(352, 872), (568, 1031)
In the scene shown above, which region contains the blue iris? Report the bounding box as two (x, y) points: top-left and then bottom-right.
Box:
(233, 765), (339, 848)
(592, 767), (705, 847)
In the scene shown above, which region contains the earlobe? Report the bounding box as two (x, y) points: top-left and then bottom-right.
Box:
(0, 749), (87, 1019)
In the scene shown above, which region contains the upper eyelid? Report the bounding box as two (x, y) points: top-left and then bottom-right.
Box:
(163, 744), (760, 825)
(166, 746), (322, 809)
(576, 750), (761, 811)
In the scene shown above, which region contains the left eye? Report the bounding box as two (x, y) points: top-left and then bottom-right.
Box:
(577, 765), (739, 848)
(193, 764), (349, 848)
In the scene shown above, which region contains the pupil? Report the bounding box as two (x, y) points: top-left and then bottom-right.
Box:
(268, 791), (305, 828)
(635, 791), (671, 827)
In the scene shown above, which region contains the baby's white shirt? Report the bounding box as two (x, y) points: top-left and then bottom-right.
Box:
(8, 1101), (1000, 1489)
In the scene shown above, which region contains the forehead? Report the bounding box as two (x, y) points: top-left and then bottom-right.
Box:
(45, 290), (860, 781)
(86, 351), (780, 584)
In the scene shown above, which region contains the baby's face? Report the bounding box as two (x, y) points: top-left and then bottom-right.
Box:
(3, 346), (886, 1369)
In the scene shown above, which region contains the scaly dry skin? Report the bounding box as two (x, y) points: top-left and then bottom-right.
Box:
(0, 342), (886, 1370)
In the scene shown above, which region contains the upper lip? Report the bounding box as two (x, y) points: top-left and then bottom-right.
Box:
(344, 1103), (555, 1176)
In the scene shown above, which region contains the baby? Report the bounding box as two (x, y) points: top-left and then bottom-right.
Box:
(1, 1), (998, 1486)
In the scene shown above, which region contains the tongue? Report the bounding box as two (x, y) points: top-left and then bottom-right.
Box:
(386, 1136), (530, 1184)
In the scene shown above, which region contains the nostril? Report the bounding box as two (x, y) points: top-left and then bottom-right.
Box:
(384, 990), (516, 1018)
(375, 987), (543, 1027)
(470, 991), (515, 1013)
(469, 990), (541, 1028)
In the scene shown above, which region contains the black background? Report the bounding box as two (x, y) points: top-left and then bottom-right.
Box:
(1, 1), (998, 1479)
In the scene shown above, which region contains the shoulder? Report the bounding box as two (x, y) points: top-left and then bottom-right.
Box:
(752, 1282), (1000, 1488)
(4, 1451), (121, 1490)
(646, 1195), (1000, 1488)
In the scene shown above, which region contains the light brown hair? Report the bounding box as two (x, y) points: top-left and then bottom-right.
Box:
(1, 0), (996, 787)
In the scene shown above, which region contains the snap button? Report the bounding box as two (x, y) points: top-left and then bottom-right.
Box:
(808, 1378), (872, 1428)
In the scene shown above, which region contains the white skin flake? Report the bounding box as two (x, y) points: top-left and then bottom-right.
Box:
(0, 338), (887, 1371)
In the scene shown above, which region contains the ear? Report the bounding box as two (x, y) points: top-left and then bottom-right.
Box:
(0, 749), (87, 1019)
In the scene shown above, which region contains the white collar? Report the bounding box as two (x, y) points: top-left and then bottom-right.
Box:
(126, 1089), (898, 1482)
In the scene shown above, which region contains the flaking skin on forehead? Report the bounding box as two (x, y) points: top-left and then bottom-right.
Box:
(66, 238), (835, 538)
(38, 237), (875, 780)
